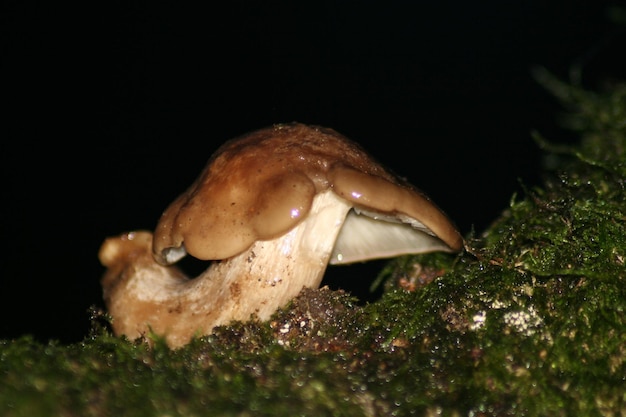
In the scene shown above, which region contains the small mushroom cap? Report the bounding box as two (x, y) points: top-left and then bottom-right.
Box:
(153, 122), (463, 265)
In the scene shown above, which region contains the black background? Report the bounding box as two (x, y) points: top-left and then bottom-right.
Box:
(3, 1), (625, 344)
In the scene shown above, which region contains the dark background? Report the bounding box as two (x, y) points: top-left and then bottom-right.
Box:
(3, 1), (625, 344)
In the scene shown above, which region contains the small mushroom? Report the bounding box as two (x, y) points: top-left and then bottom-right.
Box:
(99, 123), (463, 348)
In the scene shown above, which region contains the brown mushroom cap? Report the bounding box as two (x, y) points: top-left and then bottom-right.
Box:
(153, 122), (463, 265)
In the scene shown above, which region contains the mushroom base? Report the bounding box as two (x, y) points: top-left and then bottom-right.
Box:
(99, 190), (352, 348)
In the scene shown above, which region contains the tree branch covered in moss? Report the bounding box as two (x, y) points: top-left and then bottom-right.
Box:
(1, 74), (624, 417)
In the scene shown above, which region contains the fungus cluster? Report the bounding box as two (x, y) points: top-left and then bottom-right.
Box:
(99, 123), (463, 348)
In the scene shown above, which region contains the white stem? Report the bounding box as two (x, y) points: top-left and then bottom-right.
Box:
(99, 190), (352, 348)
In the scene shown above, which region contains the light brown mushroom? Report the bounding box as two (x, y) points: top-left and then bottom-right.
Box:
(99, 122), (463, 348)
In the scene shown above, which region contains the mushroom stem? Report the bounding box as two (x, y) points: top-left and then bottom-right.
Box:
(99, 190), (352, 348)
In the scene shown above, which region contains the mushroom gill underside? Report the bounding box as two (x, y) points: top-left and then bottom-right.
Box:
(331, 209), (456, 264)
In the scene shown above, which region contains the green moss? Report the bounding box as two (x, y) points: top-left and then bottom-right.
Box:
(1, 75), (625, 416)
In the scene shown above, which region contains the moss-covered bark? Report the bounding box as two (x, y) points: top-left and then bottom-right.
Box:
(1, 74), (624, 416)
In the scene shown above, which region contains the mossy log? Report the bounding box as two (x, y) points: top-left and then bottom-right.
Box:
(1, 74), (624, 416)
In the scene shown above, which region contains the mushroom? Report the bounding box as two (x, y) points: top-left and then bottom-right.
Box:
(99, 122), (463, 348)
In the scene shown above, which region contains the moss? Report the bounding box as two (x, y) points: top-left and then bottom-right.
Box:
(1, 75), (625, 416)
